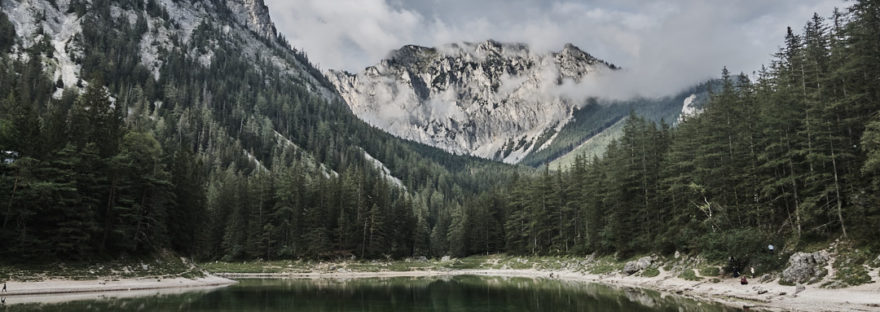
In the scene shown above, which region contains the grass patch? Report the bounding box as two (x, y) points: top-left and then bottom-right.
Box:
(444, 259), (485, 270)
(699, 266), (720, 277)
(833, 264), (872, 287)
(641, 267), (660, 277)
(200, 260), (325, 273)
(830, 246), (875, 287)
(0, 252), (203, 281)
(679, 269), (702, 281)
(588, 257), (624, 274)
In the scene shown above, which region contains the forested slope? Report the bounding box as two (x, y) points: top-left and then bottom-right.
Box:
(0, 0), (518, 262)
(451, 3), (880, 268)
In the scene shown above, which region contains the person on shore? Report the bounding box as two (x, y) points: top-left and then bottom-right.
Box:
(740, 276), (748, 285)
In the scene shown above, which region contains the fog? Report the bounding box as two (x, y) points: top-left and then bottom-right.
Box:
(266, 0), (843, 99)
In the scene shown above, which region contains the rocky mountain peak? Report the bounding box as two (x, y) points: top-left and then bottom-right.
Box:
(328, 41), (618, 164)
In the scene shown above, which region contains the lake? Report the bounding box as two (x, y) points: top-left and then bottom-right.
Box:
(1, 276), (740, 311)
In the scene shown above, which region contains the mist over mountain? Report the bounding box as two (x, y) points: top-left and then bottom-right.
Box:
(330, 40), (707, 165)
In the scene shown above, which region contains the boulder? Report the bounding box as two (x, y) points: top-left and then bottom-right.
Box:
(623, 262), (639, 275)
(624, 256), (654, 275)
(441, 255), (452, 262)
(781, 251), (830, 284)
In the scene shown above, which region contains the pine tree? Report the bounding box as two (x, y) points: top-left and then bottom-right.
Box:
(169, 148), (207, 256)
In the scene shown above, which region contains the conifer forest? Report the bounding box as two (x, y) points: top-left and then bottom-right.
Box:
(1, 0), (879, 272)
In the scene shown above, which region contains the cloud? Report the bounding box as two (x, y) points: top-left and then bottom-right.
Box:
(266, 0), (845, 99)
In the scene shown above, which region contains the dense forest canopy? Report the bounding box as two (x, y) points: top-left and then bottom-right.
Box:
(475, 2), (880, 267)
(0, 0), (878, 268)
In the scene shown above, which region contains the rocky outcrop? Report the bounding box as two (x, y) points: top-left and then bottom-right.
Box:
(329, 40), (617, 164)
(225, 0), (276, 40)
(781, 251), (830, 284)
(624, 256), (655, 275)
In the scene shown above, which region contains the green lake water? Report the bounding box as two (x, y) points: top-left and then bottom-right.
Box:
(1, 276), (740, 311)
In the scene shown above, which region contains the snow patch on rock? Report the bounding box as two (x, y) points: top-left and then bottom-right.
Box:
(362, 149), (404, 189)
(678, 93), (701, 122)
(245, 149), (267, 172)
(273, 131), (337, 178)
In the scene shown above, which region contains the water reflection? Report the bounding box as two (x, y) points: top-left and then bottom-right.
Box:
(1, 276), (740, 311)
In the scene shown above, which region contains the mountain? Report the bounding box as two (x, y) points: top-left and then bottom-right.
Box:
(330, 40), (709, 166)
(0, 0), (515, 261)
(3, 0), (878, 268)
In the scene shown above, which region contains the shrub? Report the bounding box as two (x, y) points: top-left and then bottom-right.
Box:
(641, 267), (660, 277)
(679, 269), (701, 281)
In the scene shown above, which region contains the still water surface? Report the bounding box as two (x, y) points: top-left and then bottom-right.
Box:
(1, 276), (740, 311)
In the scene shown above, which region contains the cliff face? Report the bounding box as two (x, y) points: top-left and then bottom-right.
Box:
(225, 0), (277, 40)
(1, 0), (331, 97)
(329, 40), (618, 163)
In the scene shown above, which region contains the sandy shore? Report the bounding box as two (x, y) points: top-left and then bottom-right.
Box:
(217, 268), (880, 312)
(0, 275), (236, 305)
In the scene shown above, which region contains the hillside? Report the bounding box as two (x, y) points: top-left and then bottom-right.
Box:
(0, 0), (517, 262)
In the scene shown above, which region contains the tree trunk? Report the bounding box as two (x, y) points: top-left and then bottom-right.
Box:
(829, 135), (848, 238)
(3, 175), (19, 229)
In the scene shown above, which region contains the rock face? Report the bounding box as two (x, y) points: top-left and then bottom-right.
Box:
(2, 0), (329, 96)
(329, 40), (617, 164)
(225, 0), (277, 40)
(781, 251), (831, 284)
(624, 256), (654, 275)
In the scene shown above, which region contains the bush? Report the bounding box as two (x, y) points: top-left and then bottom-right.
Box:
(679, 269), (701, 281)
(700, 228), (774, 262)
(700, 228), (786, 275)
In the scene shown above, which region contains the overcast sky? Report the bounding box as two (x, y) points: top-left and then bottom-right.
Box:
(265, 0), (844, 98)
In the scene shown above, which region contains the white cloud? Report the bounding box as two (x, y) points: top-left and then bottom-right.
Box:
(266, 0), (845, 98)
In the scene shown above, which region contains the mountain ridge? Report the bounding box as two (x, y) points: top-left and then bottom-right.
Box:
(329, 40), (701, 165)
(329, 40), (621, 164)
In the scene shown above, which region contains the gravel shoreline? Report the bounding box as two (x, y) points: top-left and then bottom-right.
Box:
(3, 268), (878, 311)
(0, 275), (235, 305)
(216, 268), (880, 312)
